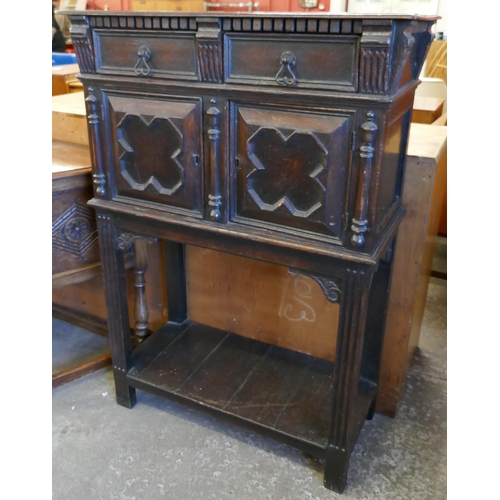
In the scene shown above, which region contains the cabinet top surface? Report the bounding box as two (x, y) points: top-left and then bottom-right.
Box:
(61, 11), (439, 21)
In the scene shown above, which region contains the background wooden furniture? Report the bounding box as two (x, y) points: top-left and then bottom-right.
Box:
(52, 140), (113, 388)
(377, 122), (447, 415)
(52, 92), (89, 146)
(411, 95), (445, 124)
(52, 141), (169, 385)
(415, 40), (447, 236)
(52, 63), (81, 96)
(423, 39), (447, 83)
(52, 95), (168, 387)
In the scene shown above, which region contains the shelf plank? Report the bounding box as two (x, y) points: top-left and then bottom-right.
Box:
(223, 345), (314, 426)
(274, 358), (334, 443)
(134, 323), (229, 391)
(126, 322), (364, 451)
(179, 332), (271, 409)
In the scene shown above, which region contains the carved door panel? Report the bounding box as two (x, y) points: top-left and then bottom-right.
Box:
(106, 93), (204, 216)
(232, 103), (353, 243)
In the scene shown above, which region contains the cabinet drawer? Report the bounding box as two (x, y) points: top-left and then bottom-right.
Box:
(232, 103), (354, 243)
(94, 30), (198, 80)
(105, 92), (204, 215)
(225, 34), (359, 91)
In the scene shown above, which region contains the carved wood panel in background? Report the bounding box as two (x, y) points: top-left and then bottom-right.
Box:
(52, 193), (100, 276)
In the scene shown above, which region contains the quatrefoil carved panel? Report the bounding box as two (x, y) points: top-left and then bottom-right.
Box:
(117, 114), (184, 196)
(246, 128), (328, 218)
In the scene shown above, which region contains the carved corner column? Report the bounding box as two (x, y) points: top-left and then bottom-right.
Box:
(324, 266), (374, 493)
(85, 88), (106, 197)
(206, 99), (223, 221)
(350, 112), (378, 248)
(96, 214), (136, 408)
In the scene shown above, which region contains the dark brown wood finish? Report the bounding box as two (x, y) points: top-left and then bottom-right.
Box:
(96, 213), (136, 408)
(65, 10), (437, 494)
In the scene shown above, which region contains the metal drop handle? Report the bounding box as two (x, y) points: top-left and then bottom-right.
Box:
(275, 51), (297, 86)
(134, 45), (152, 76)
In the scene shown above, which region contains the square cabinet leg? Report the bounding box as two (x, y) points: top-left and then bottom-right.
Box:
(324, 445), (350, 493)
(113, 371), (136, 409)
(97, 214), (137, 409)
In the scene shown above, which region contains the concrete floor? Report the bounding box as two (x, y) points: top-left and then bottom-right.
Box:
(52, 244), (446, 500)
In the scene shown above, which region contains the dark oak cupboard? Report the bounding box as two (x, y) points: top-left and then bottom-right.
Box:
(65, 10), (437, 492)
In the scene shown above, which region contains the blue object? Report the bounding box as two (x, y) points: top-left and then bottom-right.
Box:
(52, 52), (77, 66)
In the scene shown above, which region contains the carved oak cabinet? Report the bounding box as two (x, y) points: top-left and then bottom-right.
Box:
(65, 10), (437, 492)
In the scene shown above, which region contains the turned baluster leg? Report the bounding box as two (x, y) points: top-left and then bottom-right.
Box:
(97, 213), (136, 409)
(132, 238), (150, 342)
(324, 265), (374, 493)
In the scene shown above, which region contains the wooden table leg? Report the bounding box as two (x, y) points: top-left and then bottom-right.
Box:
(324, 265), (374, 493)
(97, 213), (136, 409)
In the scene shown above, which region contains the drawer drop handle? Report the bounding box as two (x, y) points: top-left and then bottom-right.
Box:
(275, 51), (297, 86)
(134, 45), (152, 76)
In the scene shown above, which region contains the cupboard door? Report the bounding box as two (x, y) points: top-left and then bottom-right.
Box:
(232, 103), (353, 243)
(106, 93), (204, 216)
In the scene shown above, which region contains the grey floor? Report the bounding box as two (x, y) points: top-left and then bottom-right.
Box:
(53, 240), (446, 500)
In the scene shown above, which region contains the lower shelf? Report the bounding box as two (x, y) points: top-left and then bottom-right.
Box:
(128, 321), (375, 456)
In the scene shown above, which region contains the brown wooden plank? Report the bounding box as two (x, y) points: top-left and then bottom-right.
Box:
(136, 324), (229, 391)
(52, 63), (80, 96)
(224, 344), (313, 426)
(130, 321), (190, 374)
(52, 140), (91, 177)
(274, 357), (333, 446)
(52, 353), (112, 389)
(52, 263), (102, 288)
(179, 333), (271, 409)
(128, 323), (336, 448)
(52, 92), (89, 146)
(52, 305), (109, 337)
(186, 246), (339, 362)
(377, 124), (447, 416)
(412, 96), (445, 124)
